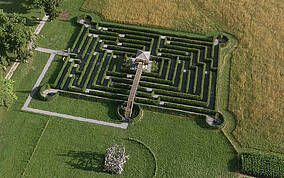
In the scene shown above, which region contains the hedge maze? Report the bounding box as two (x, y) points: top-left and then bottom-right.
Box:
(51, 18), (229, 117)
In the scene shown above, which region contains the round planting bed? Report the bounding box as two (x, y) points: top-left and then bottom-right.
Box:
(116, 103), (143, 123)
(205, 112), (225, 130)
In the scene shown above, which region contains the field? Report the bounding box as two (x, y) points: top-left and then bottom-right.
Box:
(0, 0), (282, 176)
(81, 0), (284, 153)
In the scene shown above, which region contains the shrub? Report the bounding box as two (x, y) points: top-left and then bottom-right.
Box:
(92, 51), (107, 87)
(164, 102), (215, 115)
(59, 61), (74, 89)
(153, 89), (200, 100)
(39, 83), (58, 101)
(72, 25), (85, 51)
(52, 55), (70, 88)
(77, 27), (89, 53)
(141, 76), (172, 85)
(240, 151), (284, 178)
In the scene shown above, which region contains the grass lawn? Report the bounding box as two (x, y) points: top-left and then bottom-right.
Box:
(37, 0), (92, 50)
(80, 0), (284, 153)
(21, 112), (237, 177)
(0, 50), (238, 177)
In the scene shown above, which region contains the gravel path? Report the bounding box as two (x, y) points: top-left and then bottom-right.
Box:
(22, 52), (128, 129)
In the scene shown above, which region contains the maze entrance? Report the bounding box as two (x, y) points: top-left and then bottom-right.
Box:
(51, 18), (229, 117)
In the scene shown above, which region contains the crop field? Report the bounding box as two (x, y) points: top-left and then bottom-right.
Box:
(81, 0), (284, 154)
(47, 19), (233, 118)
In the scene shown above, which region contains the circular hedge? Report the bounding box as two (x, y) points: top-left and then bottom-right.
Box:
(205, 112), (225, 130)
(116, 103), (143, 123)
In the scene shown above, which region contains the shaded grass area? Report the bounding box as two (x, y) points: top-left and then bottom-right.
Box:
(81, 0), (284, 153)
(21, 112), (237, 177)
(0, 0), (42, 27)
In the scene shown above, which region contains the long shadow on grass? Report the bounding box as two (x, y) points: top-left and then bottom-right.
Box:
(64, 17), (82, 49)
(0, 0), (40, 26)
(57, 150), (106, 172)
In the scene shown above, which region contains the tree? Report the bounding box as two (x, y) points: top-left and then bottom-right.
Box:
(42, 0), (64, 21)
(0, 12), (33, 69)
(0, 77), (17, 108)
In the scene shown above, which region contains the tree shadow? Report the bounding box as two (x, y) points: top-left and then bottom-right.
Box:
(0, 0), (30, 15)
(57, 150), (105, 172)
(227, 154), (238, 172)
(1, 0), (41, 26)
(106, 102), (121, 122)
(65, 17), (82, 49)
(194, 118), (208, 129)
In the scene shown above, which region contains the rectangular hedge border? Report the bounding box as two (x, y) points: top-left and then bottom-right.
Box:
(240, 151), (284, 178)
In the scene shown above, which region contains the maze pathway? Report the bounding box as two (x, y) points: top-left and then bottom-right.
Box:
(51, 19), (229, 117)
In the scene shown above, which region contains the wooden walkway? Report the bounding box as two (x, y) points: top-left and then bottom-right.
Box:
(125, 62), (143, 119)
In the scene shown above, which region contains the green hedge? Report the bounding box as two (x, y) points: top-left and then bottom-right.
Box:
(92, 51), (108, 87)
(98, 35), (117, 41)
(106, 45), (138, 54)
(124, 34), (152, 41)
(88, 89), (128, 100)
(39, 84), (58, 101)
(118, 38), (151, 46)
(89, 29), (118, 36)
(77, 46), (97, 87)
(160, 48), (188, 56)
(52, 55), (70, 88)
(164, 102), (215, 115)
(121, 42), (145, 50)
(98, 21), (213, 42)
(81, 36), (94, 59)
(59, 61), (75, 89)
(171, 57), (179, 84)
(240, 151), (284, 178)
(160, 95), (206, 107)
(139, 81), (178, 92)
(177, 60), (185, 90)
(107, 27), (158, 38)
(111, 77), (133, 84)
(141, 76), (172, 85)
(154, 88), (200, 100)
(77, 27), (89, 53)
(72, 26), (85, 51)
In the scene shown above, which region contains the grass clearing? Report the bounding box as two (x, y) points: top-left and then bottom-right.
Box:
(81, 0), (284, 153)
(21, 111), (237, 177)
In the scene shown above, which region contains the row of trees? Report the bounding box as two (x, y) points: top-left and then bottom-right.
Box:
(0, 0), (63, 108)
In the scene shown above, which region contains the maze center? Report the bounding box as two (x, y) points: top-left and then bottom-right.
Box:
(51, 17), (229, 118)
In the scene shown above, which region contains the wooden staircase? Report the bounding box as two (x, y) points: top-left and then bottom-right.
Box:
(124, 62), (143, 119)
